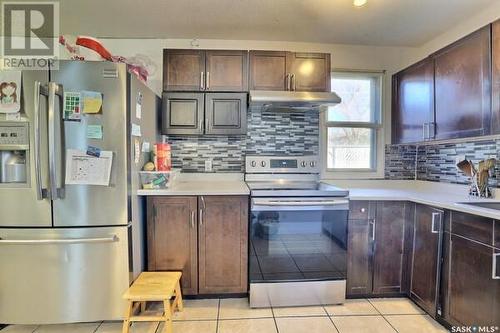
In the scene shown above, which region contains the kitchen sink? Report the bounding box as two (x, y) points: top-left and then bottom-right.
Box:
(456, 202), (500, 210)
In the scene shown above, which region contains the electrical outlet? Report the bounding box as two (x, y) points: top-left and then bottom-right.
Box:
(205, 159), (213, 172)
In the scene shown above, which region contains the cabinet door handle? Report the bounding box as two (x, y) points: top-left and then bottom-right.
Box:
(206, 71), (210, 90)
(291, 74), (296, 91)
(493, 252), (500, 280)
(431, 212), (441, 234)
(200, 72), (205, 90)
(190, 211), (195, 228)
(422, 123), (428, 141)
(369, 219), (375, 241)
(199, 209), (203, 226)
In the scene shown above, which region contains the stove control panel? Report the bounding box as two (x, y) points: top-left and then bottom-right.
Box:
(246, 155), (320, 173)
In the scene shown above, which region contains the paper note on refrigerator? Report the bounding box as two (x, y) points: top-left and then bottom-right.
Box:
(0, 70), (21, 113)
(63, 92), (82, 121)
(82, 91), (102, 114)
(65, 149), (113, 186)
(135, 92), (142, 119)
(86, 125), (103, 139)
(131, 123), (141, 137)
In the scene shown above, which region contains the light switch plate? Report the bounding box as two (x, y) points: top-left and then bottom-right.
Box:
(205, 159), (213, 172)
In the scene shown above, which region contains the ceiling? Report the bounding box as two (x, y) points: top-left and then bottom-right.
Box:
(59, 0), (497, 47)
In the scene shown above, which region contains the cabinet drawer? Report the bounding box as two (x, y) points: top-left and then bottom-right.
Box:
(349, 201), (373, 220)
(450, 211), (493, 245)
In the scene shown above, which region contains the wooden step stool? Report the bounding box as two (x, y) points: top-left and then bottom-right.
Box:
(122, 272), (183, 333)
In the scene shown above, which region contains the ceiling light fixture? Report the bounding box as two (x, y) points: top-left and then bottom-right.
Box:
(353, 0), (367, 7)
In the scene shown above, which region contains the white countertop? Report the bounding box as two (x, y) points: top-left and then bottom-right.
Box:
(138, 173), (499, 219)
(137, 173), (250, 196)
(322, 179), (500, 220)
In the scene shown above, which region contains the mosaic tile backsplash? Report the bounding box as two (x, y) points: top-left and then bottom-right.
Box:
(385, 139), (500, 187)
(166, 106), (320, 172)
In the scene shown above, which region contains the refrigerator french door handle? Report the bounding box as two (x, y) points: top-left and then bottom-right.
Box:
(47, 82), (64, 200)
(34, 81), (48, 200)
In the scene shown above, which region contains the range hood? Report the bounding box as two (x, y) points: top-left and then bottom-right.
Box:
(249, 90), (341, 112)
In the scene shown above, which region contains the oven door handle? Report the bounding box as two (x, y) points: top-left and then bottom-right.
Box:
(252, 199), (349, 211)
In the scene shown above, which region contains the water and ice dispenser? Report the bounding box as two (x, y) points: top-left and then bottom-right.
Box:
(0, 122), (28, 184)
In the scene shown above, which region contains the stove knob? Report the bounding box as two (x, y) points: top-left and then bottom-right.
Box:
(261, 161), (267, 167)
(310, 161), (316, 167)
(301, 161), (307, 167)
(250, 161), (257, 167)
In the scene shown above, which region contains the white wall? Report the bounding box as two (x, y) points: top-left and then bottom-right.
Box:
(399, 1), (500, 69)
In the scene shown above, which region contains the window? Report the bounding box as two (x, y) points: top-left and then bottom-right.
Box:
(322, 71), (383, 176)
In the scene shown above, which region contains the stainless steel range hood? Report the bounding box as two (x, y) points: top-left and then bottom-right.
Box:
(249, 90), (341, 112)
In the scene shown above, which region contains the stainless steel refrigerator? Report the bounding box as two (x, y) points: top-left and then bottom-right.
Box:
(0, 61), (160, 324)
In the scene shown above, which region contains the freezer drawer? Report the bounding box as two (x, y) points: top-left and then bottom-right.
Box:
(0, 226), (129, 324)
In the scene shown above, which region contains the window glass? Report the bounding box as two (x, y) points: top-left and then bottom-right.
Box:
(328, 77), (373, 122)
(325, 72), (382, 171)
(327, 128), (373, 169)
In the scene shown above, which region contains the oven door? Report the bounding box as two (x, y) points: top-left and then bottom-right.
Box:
(250, 197), (348, 283)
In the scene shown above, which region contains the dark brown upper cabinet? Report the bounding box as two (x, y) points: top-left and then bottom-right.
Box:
(392, 58), (435, 144)
(433, 26), (491, 140)
(492, 19), (500, 134)
(249, 51), (288, 91)
(163, 49), (205, 91)
(162, 92), (247, 135)
(163, 49), (248, 92)
(392, 24), (496, 143)
(287, 52), (331, 92)
(410, 205), (444, 317)
(205, 50), (248, 92)
(162, 92), (205, 135)
(205, 93), (247, 135)
(249, 51), (331, 92)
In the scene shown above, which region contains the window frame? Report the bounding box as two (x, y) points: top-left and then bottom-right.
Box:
(321, 70), (385, 179)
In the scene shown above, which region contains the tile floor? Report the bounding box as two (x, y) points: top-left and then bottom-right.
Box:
(1, 297), (449, 333)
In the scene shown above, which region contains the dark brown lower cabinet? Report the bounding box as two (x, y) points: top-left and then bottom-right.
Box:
(347, 201), (410, 297)
(447, 235), (500, 327)
(147, 195), (249, 296)
(147, 196), (198, 295)
(372, 201), (408, 294)
(410, 205), (444, 317)
(198, 196), (248, 294)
